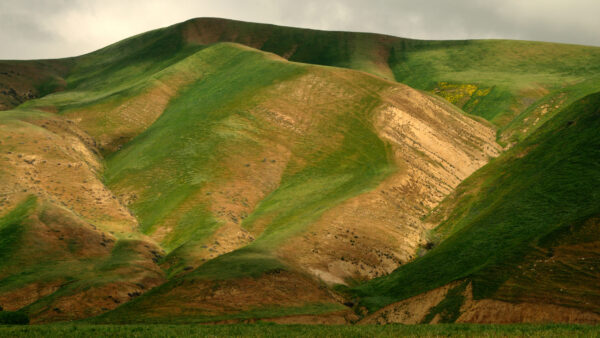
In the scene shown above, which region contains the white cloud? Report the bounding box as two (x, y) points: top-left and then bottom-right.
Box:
(1, 0), (599, 59)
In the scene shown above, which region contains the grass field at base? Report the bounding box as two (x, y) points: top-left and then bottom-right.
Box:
(0, 324), (599, 338)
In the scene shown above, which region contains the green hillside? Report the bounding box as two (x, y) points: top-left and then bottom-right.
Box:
(102, 42), (392, 276)
(175, 18), (600, 140)
(397, 46), (600, 151)
(94, 42), (496, 323)
(0, 17), (599, 325)
(8, 17), (600, 142)
(0, 29), (498, 322)
(354, 90), (600, 315)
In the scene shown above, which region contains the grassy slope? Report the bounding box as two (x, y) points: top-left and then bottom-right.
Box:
(177, 18), (600, 137)
(103, 44), (306, 238)
(103, 42), (393, 287)
(0, 28), (195, 318)
(95, 37), (499, 323)
(2, 33), (398, 320)
(492, 213), (600, 315)
(1, 18), (599, 323)
(0, 197), (37, 270)
(0, 140), (164, 321)
(354, 91), (600, 312)
(389, 40), (600, 143)
(9, 17), (600, 139)
(14, 24), (207, 155)
(0, 24), (194, 112)
(181, 18), (398, 80)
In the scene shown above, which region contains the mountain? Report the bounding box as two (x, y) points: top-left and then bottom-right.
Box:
(0, 18), (598, 324)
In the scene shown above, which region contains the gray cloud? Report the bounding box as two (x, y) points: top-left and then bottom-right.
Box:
(1, 0), (599, 60)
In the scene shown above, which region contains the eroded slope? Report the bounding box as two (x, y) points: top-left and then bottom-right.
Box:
(0, 38), (500, 323)
(177, 18), (600, 142)
(0, 111), (165, 323)
(356, 91), (600, 323)
(90, 42), (499, 323)
(6, 18), (597, 324)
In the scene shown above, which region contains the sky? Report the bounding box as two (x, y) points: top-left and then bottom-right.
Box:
(1, 0), (600, 60)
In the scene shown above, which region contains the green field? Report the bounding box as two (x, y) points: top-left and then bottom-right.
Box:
(1, 323), (599, 337)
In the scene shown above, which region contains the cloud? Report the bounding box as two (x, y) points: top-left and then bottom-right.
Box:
(1, 0), (599, 59)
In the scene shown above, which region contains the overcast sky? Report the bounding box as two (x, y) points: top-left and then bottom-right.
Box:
(2, 0), (599, 60)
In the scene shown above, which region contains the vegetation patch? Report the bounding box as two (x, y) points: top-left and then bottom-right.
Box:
(0, 196), (36, 269)
(431, 82), (478, 107)
(421, 281), (468, 323)
(0, 311), (29, 325)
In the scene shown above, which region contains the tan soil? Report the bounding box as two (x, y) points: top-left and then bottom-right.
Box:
(105, 50), (497, 290)
(457, 298), (600, 324)
(0, 108), (168, 322)
(0, 202), (165, 322)
(32, 281), (155, 324)
(360, 282), (461, 324)
(66, 76), (196, 154)
(0, 281), (64, 312)
(124, 270), (352, 322)
(363, 281), (600, 324)
(457, 283), (600, 324)
(0, 114), (137, 235)
(152, 144), (292, 267)
(260, 312), (354, 324)
(277, 80), (500, 283)
(4, 43), (567, 325)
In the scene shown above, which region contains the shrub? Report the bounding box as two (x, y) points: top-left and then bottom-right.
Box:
(0, 311), (29, 325)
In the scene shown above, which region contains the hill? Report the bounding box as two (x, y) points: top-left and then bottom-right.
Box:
(356, 90), (600, 323)
(0, 18), (598, 324)
(177, 19), (600, 141)
(7, 18), (600, 141)
(0, 35), (497, 324)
